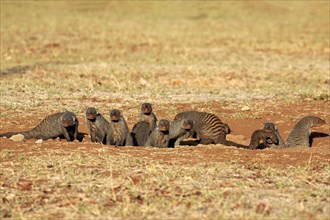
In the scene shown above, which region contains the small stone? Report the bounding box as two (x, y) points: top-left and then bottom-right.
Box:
(139, 77), (148, 86)
(241, 106), (250, 111)
(9, 134), (24, 142)
(5, 193), (15, 201)
(35, 139), (43, 144)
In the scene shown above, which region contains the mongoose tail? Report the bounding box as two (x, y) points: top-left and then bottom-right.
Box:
(223, 129), (278, 149)
(0, 132), (23, 138)
(0, 111), (78, 141)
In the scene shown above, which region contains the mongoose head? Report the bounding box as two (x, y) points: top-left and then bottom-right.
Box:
(141, 103), (153, 115)
(61, 111), (77, 127)
(182, 119), (194, 131)
(158, 119), (170, 132)
(110, 109), (122, 122)
(263, 129), (279, 145)
(263, 122), (278, 132)
(86, 107), (98, 120)
(304, 116), (326, 128)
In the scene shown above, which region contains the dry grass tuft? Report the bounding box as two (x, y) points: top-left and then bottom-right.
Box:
(1, 147), (329, 219)
(0, 2), (329, 219)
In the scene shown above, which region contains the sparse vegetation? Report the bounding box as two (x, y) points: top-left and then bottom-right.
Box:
(0, 1), (329, 219)
(1, 146), (329, 219)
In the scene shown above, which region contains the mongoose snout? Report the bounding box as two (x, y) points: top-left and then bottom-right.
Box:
(182, 119), (194, 130)
(159, 119), (170, 132)
(141, 102), (153, 115)
(61, 112), (77, 127)
(110, 109), (121, 122)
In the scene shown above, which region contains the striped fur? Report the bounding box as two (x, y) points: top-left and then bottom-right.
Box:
(174, 111), (229, 144)
(263, 116), (326, 147)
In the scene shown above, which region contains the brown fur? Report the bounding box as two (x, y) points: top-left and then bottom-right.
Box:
(139, 102), (157, 132)
(0, 111), (79, 141)
(108, 109), (133, 146)
(85, 107), (112, 144)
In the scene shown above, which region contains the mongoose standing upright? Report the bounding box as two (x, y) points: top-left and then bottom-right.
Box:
(85, 107), (112, 144)
(286, 116), (326, 147)
(0, 111), (79, 141)
(263, 116), (326, 147)
(131, 121), (150, 146)
(174, 111), (229, 145)
(145, 119), (171, 148)
(108, 109), (133, 146)
(139, 103), (157, 132)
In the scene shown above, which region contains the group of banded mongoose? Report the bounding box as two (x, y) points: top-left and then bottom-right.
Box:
(0, 102), (326, 149)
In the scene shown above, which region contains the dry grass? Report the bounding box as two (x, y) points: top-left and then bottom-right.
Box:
(1, 146), (329, 219)
(1, 2), (329, 115)
(0, 1), (330, 219)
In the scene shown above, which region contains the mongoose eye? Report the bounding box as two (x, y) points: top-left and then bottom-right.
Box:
(141, 103), (152, 113)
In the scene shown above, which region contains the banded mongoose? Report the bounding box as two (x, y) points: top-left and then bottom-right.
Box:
(263, 116), (326, 147)
(139, 102), (157, 132)
(145, 119), (194, 148)
(263, 122), (285, 146)
(173, 110), (278, 149)
(168, 119), (195, 147)
(131, 121), (150, 146)
(174, 111), (230, 145)
(248, 129), (279, 149)
(108, 109), (133, 146)
(214, 129), (279, 149)
(145, 119), (170, 148)
(85, 107), (112, 144)
(0, 111), (78, 141)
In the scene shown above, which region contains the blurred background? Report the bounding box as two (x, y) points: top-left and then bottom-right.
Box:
(1, 1), (329, 111)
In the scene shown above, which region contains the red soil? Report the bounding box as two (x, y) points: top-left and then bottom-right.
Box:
(1, 100), (329, 168)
